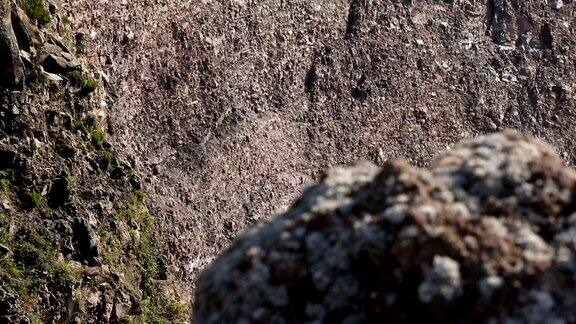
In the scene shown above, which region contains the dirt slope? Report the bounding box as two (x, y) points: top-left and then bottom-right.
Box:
(63, 0), (576, 295)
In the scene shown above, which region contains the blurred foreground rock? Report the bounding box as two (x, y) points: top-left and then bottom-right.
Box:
(195, 131), (576, 323)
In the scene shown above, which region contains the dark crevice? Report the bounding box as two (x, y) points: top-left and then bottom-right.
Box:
(352, 75), (368, 101)
(345, 0), (363, 39)
(72, 219), (99, 266)
(304, 61), (317, 104)
(540, 23), (554, 49)
(484, 0), (496, 36)
(485, 0), (514, 44)
(47, 176), (70, 208)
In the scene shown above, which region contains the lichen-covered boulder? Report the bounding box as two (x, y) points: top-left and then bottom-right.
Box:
(194, 131), (576, 323)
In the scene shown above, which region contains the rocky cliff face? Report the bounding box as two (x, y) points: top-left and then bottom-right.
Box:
(195, 131), (576, 323)
(63, 0), (576, 292)
(2, 0), (576, 321)
(0, 0), (187, 322)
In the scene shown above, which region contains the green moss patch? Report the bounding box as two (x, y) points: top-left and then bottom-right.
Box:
(81, 78), (99, 95)
(0, 228), (81, 314)
(29, 191), (43, 208)
(21, 0), (53, 25)
(90, 130), (105, 148)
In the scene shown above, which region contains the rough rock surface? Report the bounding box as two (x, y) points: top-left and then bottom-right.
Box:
(195, 131), (576, 323)
(0, 1), (188, 322)
(0, 0), (25, 85)
(64, 0), (576, 291)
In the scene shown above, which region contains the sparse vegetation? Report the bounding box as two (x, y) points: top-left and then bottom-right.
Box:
(127, 191), (146, 215)
(73, 115), (96, 134)
(0, 228), (80, 314)
(0, 179), (9, 193)
(0, 1), (188, 321)
(131, 192), (190, 322)
(92, 191), (190, 322)
(64, 71), (84, 86)
(57, 15), (76, 50)
(97, 226), (124, 271)
(42, 207), (53, 219)
(120, 191), (160, 278)
(138, 215), (158, 278)
(139, 282), (189, 323)
(29, 191), (43, 208)
(28, 313), (42, 324)
(100, 151), (114, 169)
(13, 231), (56, 272)
(53, 261), (82, 287)
(90, 130), (105, 148)
(21, 0), (53, 24)
(82, 78), (99, 95)
(64, 71), (99, 96)
(0, 256), (37, 311)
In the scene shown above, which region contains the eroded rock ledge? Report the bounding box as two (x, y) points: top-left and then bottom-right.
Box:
(195, 131), (576, 323)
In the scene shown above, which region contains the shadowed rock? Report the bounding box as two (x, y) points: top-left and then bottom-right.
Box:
(0, 0), (24, 86)
(195, 131), (576, 323)
(11, 4), (42, 51)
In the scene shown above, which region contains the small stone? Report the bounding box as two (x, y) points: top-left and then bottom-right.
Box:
(102, 300), (113, 322)
(41, 70), (64, 84)
(126, 30), (135, 41)
(33, 138), (43, 149)
(42, 54), (70, 72)
(399, 225), (420, 240)
(101, 264), (111, 275)
(479, 275), (503, 300)
(85, 266), (101, 276)
(87, 291), (101, 307)
(112, 291), (132, 320)
(515, 226), (552, 264)
(47, 33), (72, 53)
(19, 50), (32, 64)
(42, 54), (81, 73)
(59, 51), (75, 61)
(382, 205), (407, 224)
(418, 256), (462, 303)
(0, 148), (19, 170)
(110, 167), (125, 180)
(1, 200), (11, 211)
(72, 219), (101, 265)
(486, 120), (498, 131)
(501, 73), (518, 83)
(552, 0), (563, 9)
(40, 43), (65, 57)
